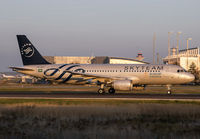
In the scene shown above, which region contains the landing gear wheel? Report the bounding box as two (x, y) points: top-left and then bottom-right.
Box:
(98, 89), (105, 94)
(166, 85), (172, 95)
(108, 88), (115, 94)
(167, 90), (171, 94)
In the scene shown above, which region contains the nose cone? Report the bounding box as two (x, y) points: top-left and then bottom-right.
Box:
(186, 73), (195, 82)
(179, 73), (195, 83)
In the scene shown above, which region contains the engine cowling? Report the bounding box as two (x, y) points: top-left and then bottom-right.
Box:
(112, 80), (132, 91)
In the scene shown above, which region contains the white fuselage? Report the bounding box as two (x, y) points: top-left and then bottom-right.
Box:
(15, 64), (195, 85)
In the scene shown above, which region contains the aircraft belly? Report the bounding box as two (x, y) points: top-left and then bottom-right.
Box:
(138, 72), (167, 85)
(63, 77), (88, 84)
(140, 72), (179, 85)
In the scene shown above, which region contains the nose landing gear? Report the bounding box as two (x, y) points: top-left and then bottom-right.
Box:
(167, 85), (172, 94)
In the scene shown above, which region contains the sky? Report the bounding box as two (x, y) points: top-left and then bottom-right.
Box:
(0, 0), (200, 71)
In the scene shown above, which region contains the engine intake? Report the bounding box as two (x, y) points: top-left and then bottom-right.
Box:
(112, 80), (132, 91)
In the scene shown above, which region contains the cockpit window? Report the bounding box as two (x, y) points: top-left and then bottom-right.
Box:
(177, 69), (186, 73)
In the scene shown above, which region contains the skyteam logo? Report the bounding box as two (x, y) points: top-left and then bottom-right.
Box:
(44, 64), (85, 83)
(21, 43), (35, 58)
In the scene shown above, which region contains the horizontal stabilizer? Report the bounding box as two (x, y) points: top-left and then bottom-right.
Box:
(9, 67), (34, 71)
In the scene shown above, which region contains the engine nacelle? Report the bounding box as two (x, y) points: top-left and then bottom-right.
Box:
(112, 80), (132, 91)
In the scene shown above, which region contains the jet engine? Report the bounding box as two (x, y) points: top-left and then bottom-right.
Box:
(112, 80), (132, 91)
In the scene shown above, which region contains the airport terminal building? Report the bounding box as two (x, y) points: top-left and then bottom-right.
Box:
(44, 56), (149, 64)
(163, 47), (200, 70)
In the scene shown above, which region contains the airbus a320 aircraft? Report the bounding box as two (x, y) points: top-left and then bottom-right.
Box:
(10, 35), (194, 94)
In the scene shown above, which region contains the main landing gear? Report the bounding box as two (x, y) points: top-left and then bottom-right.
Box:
(98, 84), (116, 94)
(98, 84), (105, 94)
(98, 88), (116, 94)
(108, 88), (115, 94)
(98, 88), (105, 94)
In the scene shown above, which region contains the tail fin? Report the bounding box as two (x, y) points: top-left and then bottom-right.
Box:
(16, 35), (50, 65)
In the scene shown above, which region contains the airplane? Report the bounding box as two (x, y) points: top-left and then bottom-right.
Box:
(10, 35), (195, 94)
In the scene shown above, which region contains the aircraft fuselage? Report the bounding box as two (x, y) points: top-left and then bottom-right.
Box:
(15, 64), (194, 85)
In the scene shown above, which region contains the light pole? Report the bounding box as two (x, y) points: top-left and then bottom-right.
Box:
(153, 32), (156, 64)
(168, 32), (173, 57)
(176, 32), (182, 66)
(187, 38), (192, 70)
(176, 32), (182, 55)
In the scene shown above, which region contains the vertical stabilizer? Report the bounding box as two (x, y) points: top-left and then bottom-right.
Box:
(16, 35), (50, 65)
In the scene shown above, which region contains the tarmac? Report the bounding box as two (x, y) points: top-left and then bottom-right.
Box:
(0, 84), (200, 100)
(0, 92), (200, 100)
